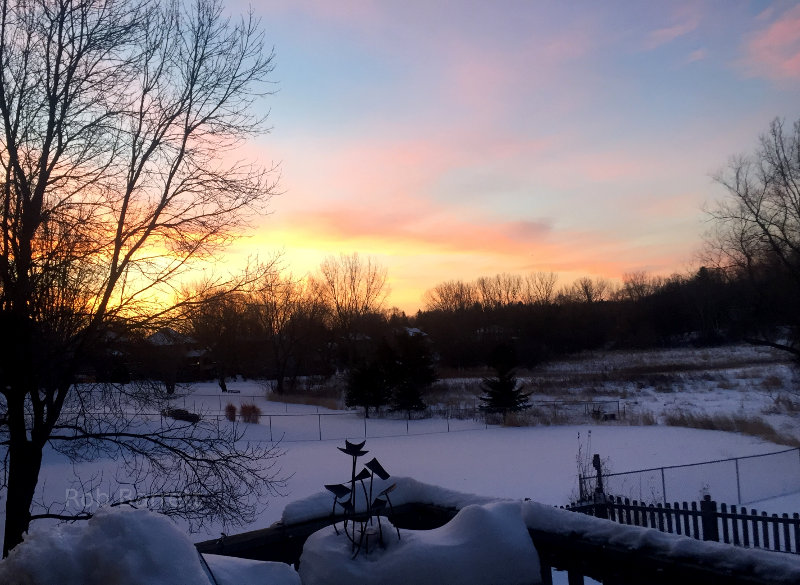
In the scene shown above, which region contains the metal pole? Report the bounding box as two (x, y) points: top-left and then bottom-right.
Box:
(661, 467), (667, 503)
(735, 458), (741, 505)
(318, 414), (322, 441)
(269, 416), (273, 442)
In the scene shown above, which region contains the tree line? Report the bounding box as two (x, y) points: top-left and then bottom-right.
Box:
(99, 249), (794, 397)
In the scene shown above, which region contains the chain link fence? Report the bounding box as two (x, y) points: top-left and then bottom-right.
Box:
(581, 447), (800, 505)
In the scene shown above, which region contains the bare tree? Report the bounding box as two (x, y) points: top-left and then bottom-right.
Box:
(522, 271), (558, 305)
(706, 117), (800, 358)
(570, 277), (613, 303)
(0, 0), (280, 554)
(620, 271), (656, 302)
(187, 289), (251, 393)
(311, 253), (388, 363)
(252, 270), (325, 394)
(477, 273), (524, 308)
(422, 279), (478, 312)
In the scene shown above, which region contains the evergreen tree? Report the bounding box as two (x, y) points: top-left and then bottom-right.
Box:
(391, 330), (436, 415)
(479, 343), (530, 418)
(345, 340), (394, 417)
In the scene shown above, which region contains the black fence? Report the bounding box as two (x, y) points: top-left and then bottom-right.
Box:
(568, 494), (800, 555)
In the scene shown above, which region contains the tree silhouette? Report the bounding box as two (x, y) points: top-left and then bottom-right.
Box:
(0, 0), (281, 554)
(479, 343), (530, 420)
(390, 330), (436, 415)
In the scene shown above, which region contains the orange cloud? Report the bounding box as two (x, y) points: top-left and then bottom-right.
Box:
(741, 4), (800, 80)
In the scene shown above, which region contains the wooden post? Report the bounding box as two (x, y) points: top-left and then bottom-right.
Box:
(539, 562), (553, 585)
(700, 495), (719, 542)
(592, 454), (604, 495)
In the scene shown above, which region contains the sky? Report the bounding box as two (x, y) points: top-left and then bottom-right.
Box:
(223, 0), (800, 313)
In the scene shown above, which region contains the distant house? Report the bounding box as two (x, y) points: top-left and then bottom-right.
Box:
(144, 328), (214, 383)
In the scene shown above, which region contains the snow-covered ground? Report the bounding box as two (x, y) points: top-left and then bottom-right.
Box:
(1, 344), (799, 583)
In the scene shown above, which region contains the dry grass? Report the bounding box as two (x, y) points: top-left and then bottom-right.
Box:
(763, 393), (800, 415)
(626, 410), (657, 426)
(224, 403), (237, 422)
(239, 403), (262, 424)
(664, 410), (799, 446)
(760, 375), (785, 391)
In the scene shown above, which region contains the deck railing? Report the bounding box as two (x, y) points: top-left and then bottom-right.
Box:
(196, 500), (800, 585)
(567, 494), (800, 555)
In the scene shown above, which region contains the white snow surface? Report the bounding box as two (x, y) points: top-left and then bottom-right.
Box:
(203, 554), (301, 585)
(282, 475), (497, 525)
(2, 345), (800, 583)
(0, 505), (300, 585)
(298, 501), (541, 585)
(0, 507), (213, 585)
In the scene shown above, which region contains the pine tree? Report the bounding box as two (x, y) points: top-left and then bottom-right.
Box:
(479, 343), (530, 418)
(391, 330), (436, 415)
(345, 340), (394, 417)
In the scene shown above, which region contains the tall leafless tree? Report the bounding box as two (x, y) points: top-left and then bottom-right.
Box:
(0, 0), (281, 554)
(422, 279), (478, 312)
(252, 270), (326, 394)
(311, 253), (388, 364)
(522, 271), (558, 306)
(476, 273), (524, 309)
(706, 117), (800, 358)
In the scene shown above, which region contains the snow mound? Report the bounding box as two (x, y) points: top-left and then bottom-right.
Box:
(204, 553), (301, 585)
(0, 507), (301, 585)
(282, 475), (499, 525)
(0, 507), (211, 585)
(298, 501), (541, 585)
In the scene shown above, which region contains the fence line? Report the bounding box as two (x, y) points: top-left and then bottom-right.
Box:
(580, 447), (800, 506)
(568, 494), (800, 555)
(62, 398), (621, 444)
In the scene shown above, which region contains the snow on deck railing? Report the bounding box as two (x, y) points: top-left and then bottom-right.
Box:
(198, 477), (800, 585)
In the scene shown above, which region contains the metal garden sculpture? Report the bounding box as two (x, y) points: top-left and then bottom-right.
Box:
(324, 440), (399, 558)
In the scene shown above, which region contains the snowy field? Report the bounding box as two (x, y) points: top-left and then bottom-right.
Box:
(2, 344), (799, 583)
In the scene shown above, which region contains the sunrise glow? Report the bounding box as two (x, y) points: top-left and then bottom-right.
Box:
(222, 1), (800, 313)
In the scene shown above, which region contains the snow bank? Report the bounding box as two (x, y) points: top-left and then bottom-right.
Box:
(298, 501), (541, 585)
(0, 507), (300, 585)
(0, 507), (211, 585)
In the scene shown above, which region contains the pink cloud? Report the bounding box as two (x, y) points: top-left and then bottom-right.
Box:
(645, 18), (699, 50)
(643, 3), (702, 51)
(741, 4), (800, 80)
(686, 47), (707, 63)
(288, 201), (554, 258)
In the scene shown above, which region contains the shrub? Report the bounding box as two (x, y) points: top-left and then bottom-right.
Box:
(239, 403), (262, 424)
(224, 403), (237, 422)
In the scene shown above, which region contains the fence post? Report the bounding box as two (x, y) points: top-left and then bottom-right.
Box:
(700, 495), (719, 542)
(735, 458), (741, 505)
(661, 467), (666, 503)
